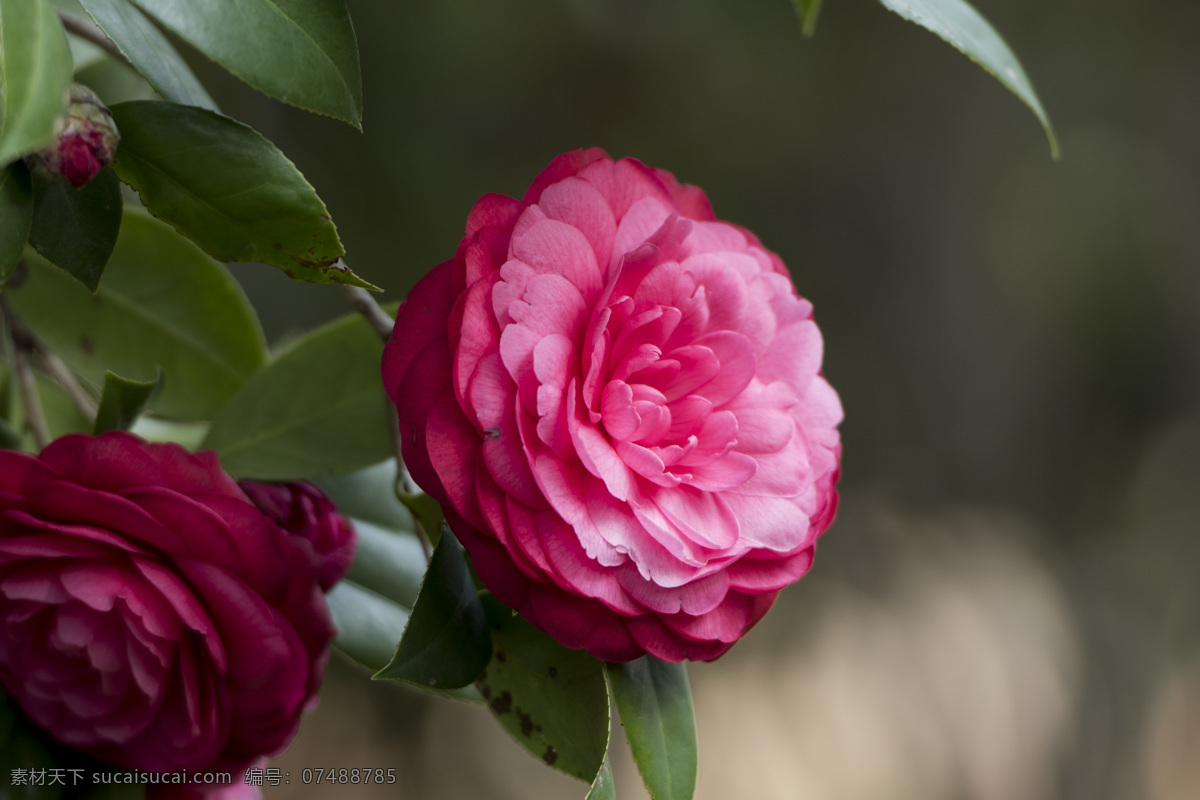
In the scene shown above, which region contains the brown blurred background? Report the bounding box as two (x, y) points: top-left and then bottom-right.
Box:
(104, 0), (1200, 796)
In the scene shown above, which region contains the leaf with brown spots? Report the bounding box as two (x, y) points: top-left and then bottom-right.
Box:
(475, 594), (610, 785)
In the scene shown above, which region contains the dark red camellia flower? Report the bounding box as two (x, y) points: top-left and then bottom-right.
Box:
(239, 480), (357, 591)
(0, 433), (335, 783)
(384, 149), (843, 663)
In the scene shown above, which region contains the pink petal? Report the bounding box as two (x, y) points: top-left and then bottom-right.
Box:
(537, 176), (617, 269)
(510, 218), (603, 304)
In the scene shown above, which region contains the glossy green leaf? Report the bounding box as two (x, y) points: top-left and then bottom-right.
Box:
(9, 209), (268, 419)
(93, 367), (162, 434)
(791, 0), (823, 37)
(27, 167), (123, 291)
(375, 530), (491, 690)
(608, 657), (697, 800)
(109, 101), (374, 289)
(78, 0), (218, 110)
(343, 518), (427, 609)
(327, 579), (411, 672)
(129, 0), (362, 127)
(586, 757), (615, 800)
(202, 309), (394, 479)
(317, 459), (413, 532)
(399, 489), (445, 549)
(477, 594), (610, 783)
(0, 0), (73, 165)
(0, 163), (32, 281)
(877, 0), (1057, 157)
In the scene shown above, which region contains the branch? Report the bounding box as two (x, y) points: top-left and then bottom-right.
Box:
(2, 300), (50, 451)
(38, 347), (98, 421)
(343, 281), (394, 342)
(58, 11), (132, 70)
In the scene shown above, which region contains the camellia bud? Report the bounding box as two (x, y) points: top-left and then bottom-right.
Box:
(25, 84), (120, 188)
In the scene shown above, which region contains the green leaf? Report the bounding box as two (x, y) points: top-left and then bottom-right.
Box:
(128, 0), (362, 128)
(9, 208), (268, 419)
(316, 459), (413, 532)
(93, 367), (162, 434)
(327, 579), (411, 672)
(109, 101), (375, 289)
(476, 594), (610, 783)
(0, 0), (73, 165)
(0, 162), (32, 281)
(586, 757), (615, 800)
(608, 657), (697, 800)
(343, 517), (427, 609)
(790, 0), (824, 37)
(128, 416), (209, 450)
(27, 166), (123, 291)
(877, 0), (1057, 157)
(399, 489), (445, 549)
(77, 0), (218, 110)
(375, 529), (491, 690)
(202, 309), (394, 479)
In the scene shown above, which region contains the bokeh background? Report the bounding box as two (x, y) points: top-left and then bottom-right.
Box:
(97, 0), (1200, 796)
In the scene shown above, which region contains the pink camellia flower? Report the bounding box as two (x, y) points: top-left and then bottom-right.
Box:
(384, 149), (842, 662)
(239, 480), (357, 591)
(0, 432), (335, 783)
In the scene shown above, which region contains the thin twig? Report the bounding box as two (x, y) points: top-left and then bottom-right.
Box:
(343, 282), (394, 342)
(58, 11), (131, 69)
(38, 347), (97, 421)
(2, 300), (50, 451)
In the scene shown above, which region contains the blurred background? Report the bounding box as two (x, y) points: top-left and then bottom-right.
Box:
(91, 0), (1200, 796)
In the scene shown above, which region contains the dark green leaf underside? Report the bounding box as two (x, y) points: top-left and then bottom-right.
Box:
(0, 163), (33, 282)
(27, 167), (123, 291)
(375, 530), (491, 689)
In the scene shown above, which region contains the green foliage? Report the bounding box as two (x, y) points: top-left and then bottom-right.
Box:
(0, 362), (92, 450)
(317, 459), (414, 532)
(343, 517), (427, 608)
(0, 0), (73, 166)
(586, 758), (615, 800)
(10, 209), (268, 419)
(109, 101), (375, 289)
(376, 528), (492, 690)
(26, 167), (122, 291)
(77, 0), (217, 110)
(128, 0), (363, 128)
(477, 594), (610, 785)
(790, 0), (823, 37)
(0, 164), (33, 282)
(92, 367), (161, 434)
(875, 0), (1057, 156)
(202, 309), (393, 479)
(608, 657), (698, 800)
(327, 579), (412, 672)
